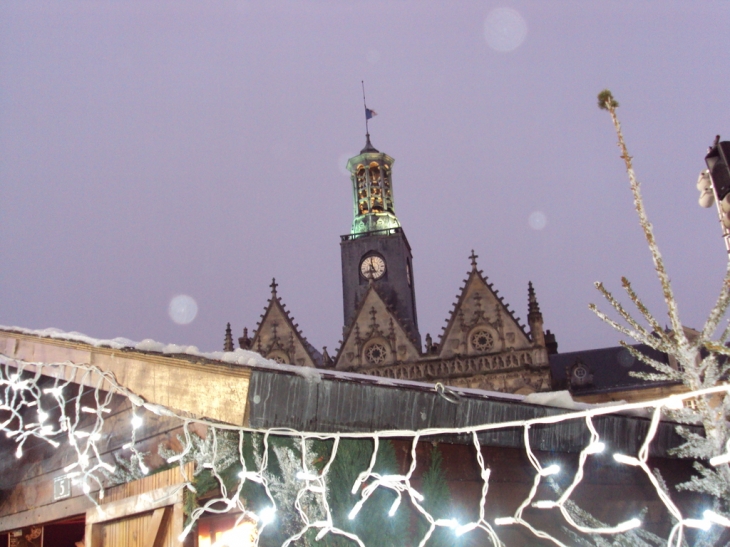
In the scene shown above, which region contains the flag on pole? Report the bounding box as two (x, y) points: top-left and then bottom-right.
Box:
(365, 108), (378, 120)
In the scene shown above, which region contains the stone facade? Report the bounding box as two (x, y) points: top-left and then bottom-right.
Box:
(227, 135), (555, 395)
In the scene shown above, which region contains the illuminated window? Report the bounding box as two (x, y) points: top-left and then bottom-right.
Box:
(369, 162), (380, 186)
(356, 165), (366, 188)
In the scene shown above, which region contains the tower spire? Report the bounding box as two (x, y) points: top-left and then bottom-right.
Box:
(224, 322), (234, 352)
(527, 281), (545, 347)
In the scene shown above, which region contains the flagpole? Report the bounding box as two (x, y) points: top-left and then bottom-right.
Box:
(361, 80), (369, 136)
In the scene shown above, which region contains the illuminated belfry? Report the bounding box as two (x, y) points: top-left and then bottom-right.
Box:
(227, 128), (555, 395)
(347, 134), (400, 235)
(339, 134), (421, 352)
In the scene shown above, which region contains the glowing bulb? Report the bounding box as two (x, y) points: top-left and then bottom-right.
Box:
(615, 518), (642, 532)
(435, 518), (459, 529)
(585, 442), (605, 454)
(15, 446), (23, 459)
(259, 506), (276, 525)
(684, 518), (711, 531)
(614, 454), (641, 466)
(82, 483), (91, 494)
(709, 453), (730, 466)
(455, 523), (477, 536)
(74, 431), (90, 438)
(534, 500), (557, 509)
(495, 517), (516, 526)
(131, 415), (143, 429)
(704, 510), (730, 527)
(664, 397), (684, 410)
(540, 464), (560, 476)
(348, 503), (363, 520)
(388, 496), (401, 517)
(37, 410), (48, 423)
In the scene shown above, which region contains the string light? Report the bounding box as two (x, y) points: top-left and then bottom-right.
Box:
(1, 354), (729, 547)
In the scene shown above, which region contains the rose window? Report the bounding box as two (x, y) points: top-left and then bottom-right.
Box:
(364, 343), (388, 365)
(470, 330), (494, 353)
(267, 352), (288, 365)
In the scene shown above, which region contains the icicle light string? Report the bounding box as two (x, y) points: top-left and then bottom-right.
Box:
(1, 356), (729, 547)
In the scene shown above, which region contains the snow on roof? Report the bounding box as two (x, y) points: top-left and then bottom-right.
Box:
(0, 325), (638, 413)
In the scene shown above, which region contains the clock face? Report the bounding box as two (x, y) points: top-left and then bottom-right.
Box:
(360, 255), (386, 279)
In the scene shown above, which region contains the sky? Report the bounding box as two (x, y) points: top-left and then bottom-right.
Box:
(2, 1), (730, 357)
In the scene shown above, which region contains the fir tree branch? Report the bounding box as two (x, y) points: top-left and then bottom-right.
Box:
(598, 90), (687, 348)
(621, 277), (672, 346)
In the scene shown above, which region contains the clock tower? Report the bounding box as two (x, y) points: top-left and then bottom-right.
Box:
(340, 134), (421, 349)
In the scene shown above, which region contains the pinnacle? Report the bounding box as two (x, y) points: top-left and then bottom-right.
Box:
(469, 249), (479, 271)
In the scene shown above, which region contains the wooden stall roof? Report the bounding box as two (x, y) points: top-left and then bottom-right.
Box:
(0, 329), (251, 426)
(0, 328), (688, 457)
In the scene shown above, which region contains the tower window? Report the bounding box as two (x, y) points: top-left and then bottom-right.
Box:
(356, 165), (366, 188)
(369, 162), (380, 186)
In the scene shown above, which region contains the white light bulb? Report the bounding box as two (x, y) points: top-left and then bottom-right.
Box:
(259, 506), (276, 525)
(704, 510), (730, 527)
(540, 464), (560, 476)
(15, 446), (23, 459)
(495, 517), (516, 526)
(616, 518), (642, 532)
(131, 415), (143, 429)
(684, 518), (711, 531)
(664, 397), (684, 410)
(709, 453), (730, 466)
(388, 496), (401, 517)
(348, 503), (363, 520)
(585, 442), (605, 454)
(37, 411), (48, 423)
(614, 454), (641, 466)
(534, 500), (557, 509)
(455, 523), (477, 537)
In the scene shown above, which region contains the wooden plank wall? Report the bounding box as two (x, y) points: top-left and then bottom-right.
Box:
(86, 464), (193, 547)
(0, 390), (199, 531)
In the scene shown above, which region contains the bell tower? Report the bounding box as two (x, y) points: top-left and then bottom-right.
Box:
(340, 134), (421, 349)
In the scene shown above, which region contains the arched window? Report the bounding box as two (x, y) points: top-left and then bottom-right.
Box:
(356, 165), (366, 188)
(369, 162), (380, 186)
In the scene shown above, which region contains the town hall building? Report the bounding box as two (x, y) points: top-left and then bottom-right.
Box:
(223, 132), (558, 395)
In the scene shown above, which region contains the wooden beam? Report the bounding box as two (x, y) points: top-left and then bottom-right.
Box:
(143, 507), (169, 547)
(85, 522), (103, 547)
(0, 494), (94, 533)
(0, 330), (250, 426)
(86, 484), (184, 524)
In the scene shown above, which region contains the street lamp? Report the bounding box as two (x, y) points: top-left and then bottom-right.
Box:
(698, 136), (730, 252)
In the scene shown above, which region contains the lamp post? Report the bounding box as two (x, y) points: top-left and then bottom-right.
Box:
(698, 136), (730, 253)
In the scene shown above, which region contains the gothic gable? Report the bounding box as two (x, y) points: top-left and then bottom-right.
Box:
(250, 280), (321, 368)
(334, 285), (421, 370)
(438, 253), (531, 360)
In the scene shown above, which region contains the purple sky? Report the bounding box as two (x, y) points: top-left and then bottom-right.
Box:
(2, 1), (730, 356)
